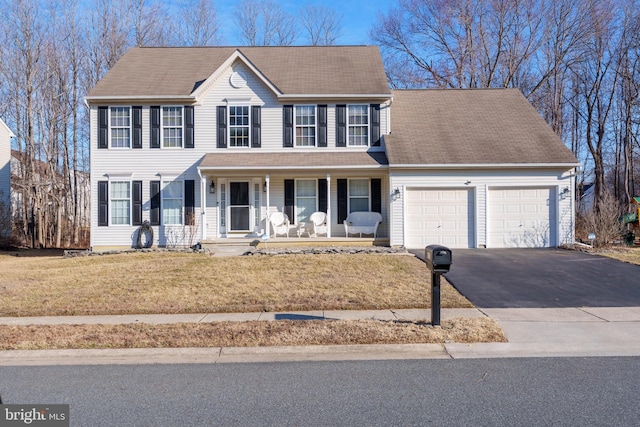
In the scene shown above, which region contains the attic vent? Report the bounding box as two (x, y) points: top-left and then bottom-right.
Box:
(230, 71), (247, 89)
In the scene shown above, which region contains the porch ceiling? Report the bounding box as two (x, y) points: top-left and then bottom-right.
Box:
(198, 151), (388, 171)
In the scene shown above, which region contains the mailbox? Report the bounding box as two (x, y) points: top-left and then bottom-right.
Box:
(425, 245), (452, 273)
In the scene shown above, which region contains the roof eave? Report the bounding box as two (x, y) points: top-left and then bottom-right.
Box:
(278, 94), (392, 101)
(85, 95), (197, 104)
(199, 164), (389, 171)
(389, 162), (580, 169)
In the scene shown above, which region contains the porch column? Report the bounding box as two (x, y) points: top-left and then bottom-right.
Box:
(199, 172), (207, 242)
(326, 174), (331, 238)
(265, 175), (270, 237)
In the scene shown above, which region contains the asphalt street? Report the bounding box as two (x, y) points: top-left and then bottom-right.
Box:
(2, 358), (640, 426)
(413, 248), (640, 308)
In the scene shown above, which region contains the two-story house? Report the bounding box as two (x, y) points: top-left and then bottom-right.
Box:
(86, 46), (578, 251)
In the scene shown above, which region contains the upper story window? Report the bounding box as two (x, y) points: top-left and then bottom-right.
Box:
(229, 106), (250, 147)
(295, 105), (316, 147)
(163, 106), (183, 148)
(348, 105), (369, 146)
(110, 107), (130, 148)
(110, 181), (131, 225)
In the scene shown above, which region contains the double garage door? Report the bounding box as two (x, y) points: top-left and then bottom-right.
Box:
(405, 187), (555, 249)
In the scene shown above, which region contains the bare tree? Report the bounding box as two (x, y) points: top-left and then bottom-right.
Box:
(234, 0), (297, 46)
(299, 5), (342, 46)
(176, 0), (222, 46)
(129, 0), (171, 47)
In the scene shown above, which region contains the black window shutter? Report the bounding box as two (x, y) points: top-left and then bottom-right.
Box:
(217, 106), (227, 148)
(318, 179), (327, 213)
(317, 105), (327, 147)
(283, 105), (293, 147)
(132, 106), (142, 149)
(371, 178), (382, 213)
(132, 180), (142, 225)
(185, 180), (195, 225)
(336, 105), (346, 147)
(150, 180), (161, 226)
(184, 106), (194, 148)
(98, 106), (108, 149)
(370, 104), (381, 146)
(98, 181), (108, 226)
(251, 105), (261, 148)
(337, 179), (347, 224)
(150, 106), (160, 148)
(284, 179), (295, 224)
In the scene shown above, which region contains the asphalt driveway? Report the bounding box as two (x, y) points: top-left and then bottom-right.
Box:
(411, 248), (640, 308)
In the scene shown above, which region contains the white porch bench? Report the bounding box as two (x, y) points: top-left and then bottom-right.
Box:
(343, 211), (382, 238)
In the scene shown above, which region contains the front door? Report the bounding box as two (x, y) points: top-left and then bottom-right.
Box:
(229, 181), (251, 232)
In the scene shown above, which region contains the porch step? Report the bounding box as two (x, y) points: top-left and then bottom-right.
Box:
(201, 237), (390, 256)
(200, 239), (259, 256)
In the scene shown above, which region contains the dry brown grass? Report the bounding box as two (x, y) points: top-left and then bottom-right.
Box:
(0, 317), (506, 350)
(0, 252), (471, 317)
(598, 248), (640, 265)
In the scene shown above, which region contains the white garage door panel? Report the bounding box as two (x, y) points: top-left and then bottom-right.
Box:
(489, 187), (555, 248)
(406, 188), (474, 249)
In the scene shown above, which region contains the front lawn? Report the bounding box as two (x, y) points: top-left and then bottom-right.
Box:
(0, 251), (472, 317)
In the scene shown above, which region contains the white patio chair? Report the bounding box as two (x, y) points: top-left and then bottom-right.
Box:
(309, 211), (328, 237)
(269, 212), (290, 238)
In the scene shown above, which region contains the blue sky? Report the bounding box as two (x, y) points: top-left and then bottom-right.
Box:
(216, 0), (389, 45)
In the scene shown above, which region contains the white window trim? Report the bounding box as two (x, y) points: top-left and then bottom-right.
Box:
(161, 106), (184, 149)
(295, 179), (318, 223)
(295, 104), (317, 148)
(109, 106), (131, 149)
(347, 104), (369, 147)
(228, 105), (251, 148)
(109, 180), (132, 226)
(161, 180), (185, 226)
(348, 178), (371, 213)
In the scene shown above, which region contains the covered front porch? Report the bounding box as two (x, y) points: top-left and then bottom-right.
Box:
(196, 150), (390, 245)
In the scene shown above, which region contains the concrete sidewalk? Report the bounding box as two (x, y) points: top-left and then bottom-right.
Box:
(1, 307), (640, 365)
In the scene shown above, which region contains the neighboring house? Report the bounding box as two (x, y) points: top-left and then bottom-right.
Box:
(0, 118), (14, 240)
(85, 46), (578, 251)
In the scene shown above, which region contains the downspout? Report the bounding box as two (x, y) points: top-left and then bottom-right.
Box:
(326, 174), (331, 238)
(265, 175), (270, 237)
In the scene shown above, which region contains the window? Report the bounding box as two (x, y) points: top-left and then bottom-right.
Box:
(348, 105), (368, 146)
(229, 106), (249, 147)
(296, 180), (317, 223)
(295, 105), (316, 146)
(162, 181), (183, 225)
(163, 106), (183, 148)
(110, 107), (130, 148)
(349, 179), (370, 212)
(111, 181), (131, 225)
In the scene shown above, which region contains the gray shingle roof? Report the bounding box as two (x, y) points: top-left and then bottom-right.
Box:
(87, 46), (391, 99)
(385, 89), (578, 166)
(198, 151), (388, 170)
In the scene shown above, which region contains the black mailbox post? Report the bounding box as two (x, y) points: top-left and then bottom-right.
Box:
(425, 245), (453, 326)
